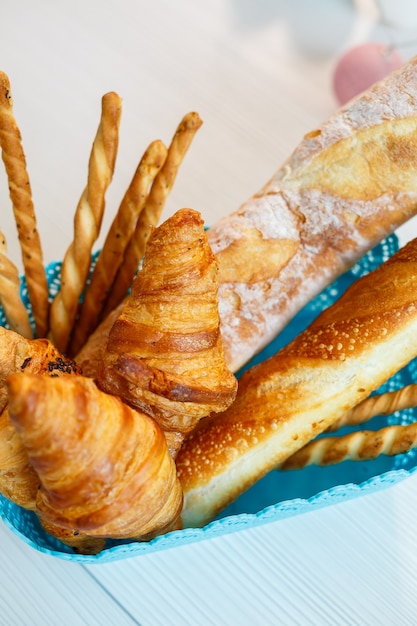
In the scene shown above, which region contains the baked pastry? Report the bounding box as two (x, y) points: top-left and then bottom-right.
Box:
(7, 373), (183, 540)
(0, 327), (81, 509)
(208, 55), (417, 372)
(177, 236), (417, 527)
(0, 405), (39, 510)
(0, 326), (80, 410)
(74, 301), (125, 379)
(98, 208), (237, 456)
(39, 518), (106, 555)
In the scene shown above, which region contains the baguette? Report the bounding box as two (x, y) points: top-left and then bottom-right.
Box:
(210, 55), (417, 373)
(176, 237), (417, 528)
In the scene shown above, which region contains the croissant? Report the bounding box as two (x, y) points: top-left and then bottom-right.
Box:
(98, 208), (238, 456)
(7, 373), (183, 540)
(39, 518), (106, 555)
(0, 327), (81, 509)
(0, 326), (80, 394)
(74, 301), (125, 379)
(0, 405), (38, 510)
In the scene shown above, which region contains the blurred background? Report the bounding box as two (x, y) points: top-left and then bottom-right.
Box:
(1, 0), (417, 270)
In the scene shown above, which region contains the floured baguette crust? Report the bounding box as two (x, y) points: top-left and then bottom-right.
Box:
(210, 55), (417, 372)
(177, 238), (417, 528)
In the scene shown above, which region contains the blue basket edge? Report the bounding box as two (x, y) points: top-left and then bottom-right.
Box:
(1, 233), (417, 563)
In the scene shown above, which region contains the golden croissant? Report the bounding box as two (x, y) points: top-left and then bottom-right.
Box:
(0, 326), (79, 410)
(39, 517), (106, 555)
(0, 327), (81, 510)
(7, 373), (183, 540)
(74, 301), (125, 379)
(98, 208), (238, 455)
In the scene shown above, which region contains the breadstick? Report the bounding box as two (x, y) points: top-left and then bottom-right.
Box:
(0, 71), (49, 338)
(206, 55), (417, 373)
(176, 237), (417, 528)
(49, 91), (122, 353)
(0, 230), (32, 338)
(69, 139), (168, 355)
(328, 384), (417, 432)
(103, 111), (203, 316)
(280, 422), (417, 470)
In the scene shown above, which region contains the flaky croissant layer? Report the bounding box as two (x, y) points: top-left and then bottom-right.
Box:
(98, 209), (237, 455)
(7, 373), (183, 539)
(0, 327), (82, 510)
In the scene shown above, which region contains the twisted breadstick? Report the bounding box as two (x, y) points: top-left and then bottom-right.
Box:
(49, 91), (122, 353)
(69, 139), (168, 355)
(0, 72), (49, 338)
(0, 230), (32, 338)
(280, 421), (417, 470)
(328, 384), (417, 432)
(103, 111), (203, 316)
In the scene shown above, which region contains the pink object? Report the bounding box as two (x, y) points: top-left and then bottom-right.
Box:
(333, 43), (404, 106)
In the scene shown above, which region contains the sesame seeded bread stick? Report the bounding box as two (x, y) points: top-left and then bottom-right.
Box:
(49, 92), (122, 353)
(0, 72), (49, 337)
(177, 237), (417, 528)
(0, 229), (32, 338)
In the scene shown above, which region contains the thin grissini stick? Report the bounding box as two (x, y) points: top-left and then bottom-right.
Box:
(0, 230), (33, 338)
(208, 55), (417, 373)
(103, 111), (203, 316)
(0, 72), (49, 338)
(176, 238), (417, 528)
(69, 139), (168, 356)
(327, 383), (417, 432)
(49, 92), (122, 353)
(280, 422), (417, 470)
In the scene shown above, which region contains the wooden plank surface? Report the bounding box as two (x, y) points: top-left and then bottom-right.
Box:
(83, 473), (417, 625)
(0, 524), (137, 625)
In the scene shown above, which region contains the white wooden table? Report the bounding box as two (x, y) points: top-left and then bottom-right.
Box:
(2, 1), (417, 624)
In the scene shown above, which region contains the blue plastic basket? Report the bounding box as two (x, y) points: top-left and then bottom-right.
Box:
(1, 234), (416, 563)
